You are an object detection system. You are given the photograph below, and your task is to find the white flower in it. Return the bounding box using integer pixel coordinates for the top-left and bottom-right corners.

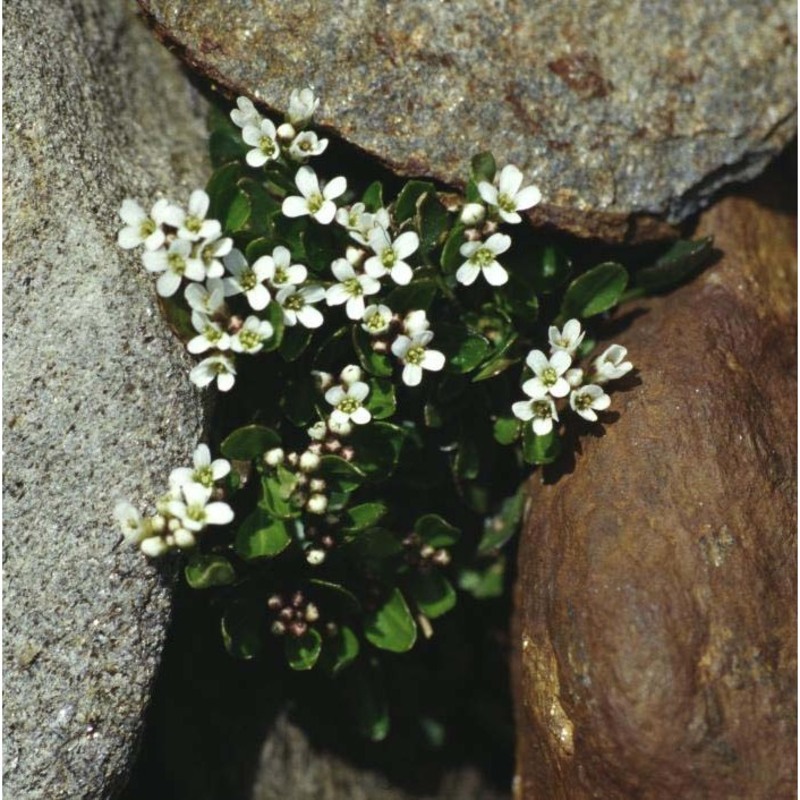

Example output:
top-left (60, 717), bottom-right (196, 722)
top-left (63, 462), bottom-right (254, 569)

top-left (168, 482), bottom-right (234, 532)
top-left (287, 87), bottom-right (319, 128)
top-left (364, 228), bottom-right (419, 285)
top-left (548, 319), bottom-right (585, 355)
top-left (252, 246), bottom-right (307, 290)
top-left (222, 249), bottom-right (271, 311)
top-left (326, 258), bottom-right (380, 320)
top-left (170, 444), bottom-right (231, 491)
top-left (187, 311), bottom-right (231, 354)
top-left (114, 501), bottom-right (148, 544)
top-left (391, 331), bottom-right (445, 386)
top-left (230, 315), bottom-right (274, 354)
top-left (143, 238), bottom-right (205, 298)
top-left (189, 235), bottom-right (233, 280)
top-left (288, 131), bottom-right (328, 161)
top-left (307, 496), bottom-right (328, 516)
top-left (570, 384), bottom-right (611, 422)
top-left (184, 278), bottom-right (226, 316)
top-left (478, 164), bottom-right (542, 224)
top-left (308, 421), bottom-right (327, 441)
top-left (190, 354), bottom-right (237, 392)
top-left (459, 202), bottom-right (485, 226)
top-left (523, 349), bottom-right (572, 399)
top-left (402, 309), bottom-right (430, 336)
top-left (242, 118), bottom-right (280, 168)
top-left (456, 233), bottom-right (512, 286)
top-left (117, 198), bottom-right (180, 251)
top-left (593, 344), bottom-right (633, 383)
top-left (230, 96), bottom-right (262, 129)
top-left (336, 202), bottom-right (367, 232)
top-left (282, 166), bottom-right (346, 225)
top-left (276, 284), bottom-right (326, 328)
top-left (174, 190), bottom-right (222, 242)
top-left (361, 304), bottom-right (393, 335)
top-left (512, 395), bottom-right (559, 436)
top-left (325, 381), bottom-right (372, 426)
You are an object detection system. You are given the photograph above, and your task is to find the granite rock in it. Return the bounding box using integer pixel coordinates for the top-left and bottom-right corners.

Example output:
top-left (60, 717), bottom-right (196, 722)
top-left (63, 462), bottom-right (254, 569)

top-left (138, 0), bottom-right (796, 241)
top-left (511, 168), bottom-right (796, 797)
top-left (3, 1), bottom-right (209, 797)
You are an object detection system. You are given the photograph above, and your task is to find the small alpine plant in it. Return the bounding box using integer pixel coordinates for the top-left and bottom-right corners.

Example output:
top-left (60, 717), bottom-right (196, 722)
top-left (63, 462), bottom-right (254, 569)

top-left (114, 87), bottom-right (711, 740)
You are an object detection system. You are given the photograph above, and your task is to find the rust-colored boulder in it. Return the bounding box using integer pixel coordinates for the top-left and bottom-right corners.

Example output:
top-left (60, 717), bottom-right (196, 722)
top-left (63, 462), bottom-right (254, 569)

top-left (512, 175), bottom-right (796, 798)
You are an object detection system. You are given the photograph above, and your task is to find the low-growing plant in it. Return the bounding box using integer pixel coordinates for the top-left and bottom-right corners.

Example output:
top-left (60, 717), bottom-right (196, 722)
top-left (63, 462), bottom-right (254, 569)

top-left (114, 88), bottom-right (712, 739)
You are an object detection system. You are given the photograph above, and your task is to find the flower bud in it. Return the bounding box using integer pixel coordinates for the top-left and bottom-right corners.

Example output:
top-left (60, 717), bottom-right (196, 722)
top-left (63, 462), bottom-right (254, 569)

top-left (140, 537), bottom-right (169, 558)
top-left (306, 548), bottom-right (327, 565)
top-left (270, 620), bottom-right (286, 636)
top-left (277, 122), bottom-right (296, 141)
top-left (328, 418), bottom-right (352, 437)
top-left (288, 620), bottom-right (308, 637)
top-left (460, 202), bottom-right (485, 226)
top-left (299, 450), bottom-right (321, 473)
top-left (307, 421), bottom-right (327, 441)
top-left (311, 370), bottom-right (334, 391)
top-left (267, 594), bottom-right (283, 610)
top-left (309, 478), bottom-right (326, 493)
top-left (173, 528), bottom-right (196, 549)
top-left (286, 452), bottom-right (299, 467)
top-left (167, 517), bottom-right (180, 532)
top-left (420, 544), bottom-right (435, 559)
top-left (566, 368), bottom-right (584, 388)
top-left (340, 364), bottom-right (362, 385)
top-left (305, 603), bottom-right (320, 623)
top-left (264, 447), bottom-right (285, 467)
top-left (307, 494), bottom-right (328, 515)
top-left (345, 246), bottom-right (365, 266)
top-left (150, 514), bottom-right (166, 534)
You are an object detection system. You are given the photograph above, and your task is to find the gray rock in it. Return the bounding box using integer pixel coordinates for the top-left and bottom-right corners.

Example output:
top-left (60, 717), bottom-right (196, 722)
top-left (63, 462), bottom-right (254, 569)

top-left (137, 0), bottom-right (796, 241)
top-left (3, 1), bottom-right (209, 797)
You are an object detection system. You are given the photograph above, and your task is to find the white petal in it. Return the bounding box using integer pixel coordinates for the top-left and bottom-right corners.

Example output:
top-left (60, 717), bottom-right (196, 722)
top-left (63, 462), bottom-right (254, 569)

top-left (349, 381), bottom-right (370, 402)
top-left (345, 295), bottom-right (366, 320)
top-left (393, 231), bottom-right (419, 260)
top-left (390, 261), bottom-right (414, 286)
top-left (211, 459), bottom-right (231, 480)
top-left (184, 260), bottom-right (206, 283)
top-left (330, 409), bottom-right (350, 427)
top-left (252, 256), bottom-right (275, 282)
top-left (117, 227), bottom-right (143, 249)
top-left (217, 372), bottom-right (236, 392)
top-left (326, 284), bottom-right (350, 306)
top-left (205, 502), bottom-right (235, 526)
top-left (301, 285), bottom-right (326, 304)
top-left (143, 228), bottom-right (166, 251)
top-left (142, 249), bottom-right (167, 273)
top-left (247, 283), bottom-right (271, 311)
top-left (297, 305), bottom-right (324, 329)
top-left (421, 349), bottom-right (445, 372)
top-left (156, 271), bottom-right (181, 297)
top-left (323, 176), bottom-right (347, 200)
top-left (223, 249), bottom-right (248, 276)
top-left (515, 185), bottom-right (542, 210)
top-left (189, 362), bottom-right (215, 388)
top-left (521, 377), bottom-right (548, 399)
top-left (482, 261), bottom-right (508, 286)
top-left (485, 232), bottom-right (512, 255)
top-left (512, 400), bottom-right (534, 421)
top-left (364, 256), bottom-right (387, 278)
top-left (246, 149), bottom-right (269, 168)
top-left (456, 262), bottom-right (480, 286)
top-left (331, 258), bottom-right (355, 282)
top-left (325, 385), bottom-right (347, 405)
top-left (526, 350), bottom-right (549, 375)
top-left (193, 444), bottom-right (211, 468)
top-left (477, 182), bottom-right (498, 206)
top-left (497, 208), bottom-right (522, 225)
top-left (551, 350), bottom-right (573, 375)
top-left (282, 196), bottom-right (310, 218)
top-left (187, 335), bottom-right (213, 354)
top-left (313, 200), bottom-right (337, 225)
top-left (549, 378), bottom-right (571, 398)
top-left (459, 240), bottom-right (481, 258)
top-left (169, 467), bottom-right (194, 488)
top-left (592, 394), bottom-right (611, 411)
top-left (295, 166), bottom-right (319, 198)
top-left (532, 417), bottom-right (554, 436)
top-left (160, 203), bottom-right (185, 228)
top-left (188, 190), bottom-right (210, 218)
top-left (391, 335), bottom-right (411, 358)
top-left (498, 164), bottom-right (523, 197)
top-left (286, 264), bottom-right (307, 284)
top-left (403, 363), bottom-right (423, 386)
top-left (350, 406), bottom-right (372, 425)
top-left (120, 199), bottom-right (147, 226)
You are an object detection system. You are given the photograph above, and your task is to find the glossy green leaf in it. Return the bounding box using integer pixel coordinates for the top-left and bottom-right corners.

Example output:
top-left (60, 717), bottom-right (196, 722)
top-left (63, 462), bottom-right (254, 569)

top-left (343, 502), bottom-right (388, 533)
top-left (364, 588), bottom-right (417, 652)
top-left (156, 295), bottom-right (194, 343)
top-left (260, 300), bottom-right (286, 353)
top-left (239, 178), bottom-right (281, 234)
top-left (636, 236), bottom-right (713, 293)
top-left (221, 600), bottom-right (264, 660)
top-left (560, 262), bottom-right (628, 319)
top-left (493, 415), bottom-right (521, 445)
top-left (206, 162), bottom-right (242, 221)
top-left (221, 424), bottom-right (281, 460)
top-left (471, 151), bottom-right (497, 183)
top-left (394, 180), bottom-right (435, 223)
top-left (349, 422), bottom-right (407, 481)
top-left (385, 278), bottom-right (438, 313)
top-left (349, 527), bottom-right (404, 567)
top-left (279, 325), bottom-right (312, 362)
top-left (415, 514), bottom-right (460, 547)
top-left (438, 323), bottom-right (491, 373)
top-left (458, 557), bottom-right (505, 599)
top-left (352, 326), bottom-right (393, 377)
top-left (478, 489), bottom-right (525, 554)
top-left (346, 660), bottom-right (389, 741)
top-left (185, 554), bottom-right (236, 589)
top-left (318, 456), bottom-right (364, 511)
top-left (366, 377), bottom-right (396, 420)
top-left (405, 571), bottom-right (456, 619)
top-left (471, 334), bottom-right (521, 382)
top-left (224, 189), bottom-right (251, 232)
top-left (309, 579), bottom-right (362, 613)
top-left (322, 625), bottom-right (360, 676)
top-left (440, 223), bottom-right (466, 274)
top-left (416, 192), bottom-right (450, 256)
top-left (234, 508), bottom-right (292, 559)
top-left (260, 475), bottom-right (300, 519)
top-left (208, 129), bottom-right (250, 168)
top-left (530, 244), bottom-right (572, 293)
top-left (285, 628), bottom-right (322, 671)
top-left (522, 425), bottom-right (562, 466)
top-left (361, 181), bottom-right (384, 212)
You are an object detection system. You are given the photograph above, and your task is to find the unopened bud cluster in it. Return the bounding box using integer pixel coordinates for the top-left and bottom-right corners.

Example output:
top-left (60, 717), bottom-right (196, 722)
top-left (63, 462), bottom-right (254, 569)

top-left (402, 532), bottom-right (452, 573)
top-left (263, 445), bottom-right (328, 517)
top-left (267, 590), bottom-right (320, 638)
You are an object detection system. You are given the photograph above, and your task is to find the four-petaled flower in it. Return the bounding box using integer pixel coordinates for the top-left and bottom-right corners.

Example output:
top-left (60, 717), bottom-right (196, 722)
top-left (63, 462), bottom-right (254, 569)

top-left (288, 131), bottom-right (328, 161)
top-left (143, 238), bottom-right (204, 298)
top-left (189, 354), bottom-right (237, 392)
top-left (570, 384), bottom-right (611, 422)
top-left (512, 395), bottom-right (559, 436)
top-left (168, 482), bottom-right (234, 532)
top-left (287, 87), bottom-right (319, 128)
top-left (243, 118), bottom-right (280, 168)
top-left (325, 380), bottom-right (372, 426)
top-left (593, 345), bottom-right (633, 383)
top-left (478, 164), bottom-right (541, 224)
top-left (523, 350), bottom-right (572, 399)
top-left (230, 316), bottom-right (274, 354)
top-left (117, 198), bottom-right (180, 251)
top-left (282, 166), bottom-right (346, 225)
top-left (548, 319), bottom-right (585, 355)
top-left (326, 258), bottom-right (380, 320)
top-left (113, 501), bottom-right (148, 544)
top-left (230, 96), bottom-right (262, 129)
top-left (184, 279), bottom-right (225, 316)
top-left (189, 235), bottom-right (233, 280)
top-left (222, 249), bottom-right (271, 310)
top-left (456, 233), bottom-right (512, 287)
top-left (361, 304), bottom-right (393, 335)
top-left (170, 444), bottom-right (231, 491)
top-left (187, 311), bottom-right (230, 354)
top-left (174, 190), bottom-right (221, 242)
top-left (253, 246), bottom-right (307, 290)
top-left (391, 331), bottom-right (445, 386)
top-left (364, 228), bottom-right (419, 286)
top-left (276, 284), bottom-right (326, 328)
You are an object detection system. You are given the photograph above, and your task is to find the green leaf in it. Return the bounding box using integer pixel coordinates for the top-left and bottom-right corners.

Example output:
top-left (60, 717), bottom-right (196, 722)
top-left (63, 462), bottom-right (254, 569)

top-left (394, 180), bottom-right (435, 223)
top-left (224, 188), bottom-right (251, 232)
top-left (530, 244), bottom-right (572, 293)
top-left (458, 557), bottom-right (506, 599)
top-left (636, 237), bottom-right (714, 293)
top-left (309, 579), bottom-right (362, 613)
top-left (385, 278), bottom-right (438, 314)
top-left (234, 509), bottom-right (292, 559)
top-left (471, 151), bottom-right (497, 183)
top-left (343, 503), bottom-right (388, 533)
top-left (349, 527), bottom-right (404, 567)
top-left (280, 373), bottom-right (318, 426)
top-left (206, 162), bottom-right (243, 222)
top-left (405, 571), bottom-right (456, 619)
top-left (349, 422), bottom-right (407, 481)
top-left (522, 426), bottom-right (562, 466)
top-left (366, 378), bottom-right (396, 420)
top-left (440, 224), bottom-right (466, 274)
top-left (279, 325), bottom-right (312, 362)
top-left (478, 489), bottom-right (525, 554)
top-left (156, 295), bottom-right (194, 343)
top-left (471, 334), bottom-right (522, 382)
top-left (493, 415), bottom-right (521, 445)
top-left (454, 434), bottom-right (480, 480)
top-left (346, 660), bottom-right (390, 741)
top-left (239, 178), bottom-right (281, 234)
top-left (416, 192), bottom-right (450, 257)
top-left (364, 588), bottom-right (417, 652)
top-left (319, 456), bottom-right (364, 509)
top-left (352, 326), bottom-right (393, 377)
top-left (438, 323), bottom-right (491, 373)
top-left (260, 475), bottom-right (301, 519)
top-left (560, 262), bottom-right (628, 319)
top-left (260, 300), bottom-right (286, 353)
top-left (221, 600), bottom-right (264, 660)
top-left (415, 514), bottom-right (460, 547)
top-left (361, 181), bottom-right (384, 212)
top-left (184, 554), bottom-right (236, 589)
top-left (285, 628), bottom-right (322, 670)
top-left (208, 129), bottom-right (250, 168)
top-left (321, 625), bottom-right (360, 676)
top-left (221, 425), bottom-right (281, 460)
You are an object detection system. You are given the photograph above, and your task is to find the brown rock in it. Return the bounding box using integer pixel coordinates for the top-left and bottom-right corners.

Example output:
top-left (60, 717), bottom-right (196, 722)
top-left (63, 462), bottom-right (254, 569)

top-left (512, 170), bottom-right (797, 798)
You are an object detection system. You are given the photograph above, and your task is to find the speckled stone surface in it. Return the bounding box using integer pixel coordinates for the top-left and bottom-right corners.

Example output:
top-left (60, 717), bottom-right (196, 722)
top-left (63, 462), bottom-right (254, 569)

top-left (137, 0), bottom-right (796, 241)
top-left (3, 1), bottom-right (209, 797)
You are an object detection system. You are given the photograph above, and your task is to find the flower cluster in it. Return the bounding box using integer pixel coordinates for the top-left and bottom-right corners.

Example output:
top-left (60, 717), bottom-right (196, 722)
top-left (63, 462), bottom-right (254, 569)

top-left (114, 444), bottom-right (233, 556)
top-left (512, 319), bottom-right (633, 436)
